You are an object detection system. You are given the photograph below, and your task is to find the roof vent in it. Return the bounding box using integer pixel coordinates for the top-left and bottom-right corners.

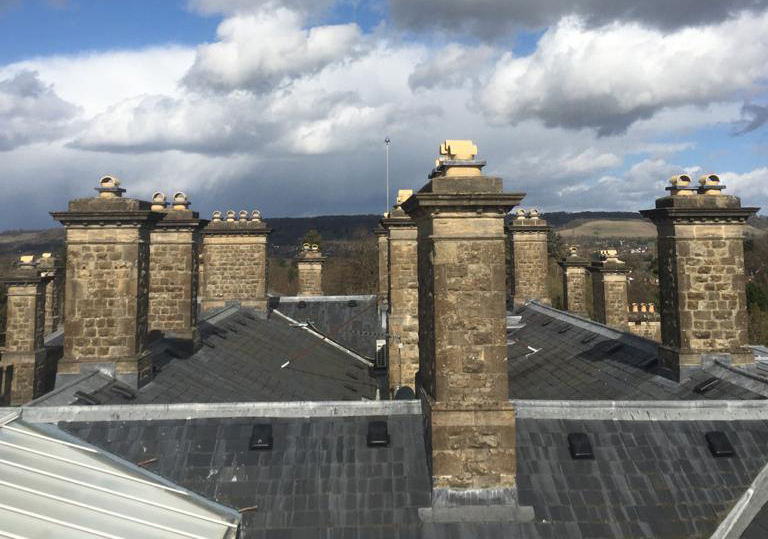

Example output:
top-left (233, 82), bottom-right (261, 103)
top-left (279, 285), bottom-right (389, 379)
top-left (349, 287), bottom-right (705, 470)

top-left (541, 319), bottom-right (552, 327)
top-left (345, 371), bottom-right (359, 380)
top-left (581, 334), bottom-right (597, 344)
top-left (395, 386), bottom-right (416, 400)
top-left (367, 421), bottom-right (390, 447)
top-left (694, 377), bottom-right (721, 394)
top-left (348, 300), bottom-right (358, 307)
top-left (109, 384), bottom-right (136, 400)
top-left (297, 301), bottom-right (307, 309)
top-left (343, 384), bottom-right (358, 393)
top-left (558, 324), bottom-right (571, 334)
top-left (603, 342), bottom-right (623, 355)
top-left (249, 424), bottom-right (273, 451)
top-left (705, 431), bottom-right (735, 458)
top-left (236, 318), bottom-right (248, 326)
top-left (74, 391), bottom-right (100, 406)
top-left (567, 432), bottom-right (594, 460)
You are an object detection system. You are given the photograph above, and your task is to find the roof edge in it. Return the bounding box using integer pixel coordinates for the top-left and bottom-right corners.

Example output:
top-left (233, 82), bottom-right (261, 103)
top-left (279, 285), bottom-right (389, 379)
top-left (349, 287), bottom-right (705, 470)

top-left (18, 400), bottom-right (421, 423)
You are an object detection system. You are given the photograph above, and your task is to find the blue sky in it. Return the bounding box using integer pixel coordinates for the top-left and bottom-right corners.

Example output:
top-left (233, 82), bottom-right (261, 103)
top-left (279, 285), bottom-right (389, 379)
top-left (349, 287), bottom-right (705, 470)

top-left (0, 0), bottom-right (766, 230)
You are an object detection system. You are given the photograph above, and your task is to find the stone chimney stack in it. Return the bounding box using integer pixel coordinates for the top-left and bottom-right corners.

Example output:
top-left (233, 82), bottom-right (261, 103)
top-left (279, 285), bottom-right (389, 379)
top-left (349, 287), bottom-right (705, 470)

top-left (641, 174), bottom-right (759, 379)
top-left (507, 208), bottom-right (551, 306)
top-left (559, 246), bottom-right (589, 317)
top-left (200, 209), bottom-right (270, 313)
top-left (148, 192), bottom-right (207, 352)
top-left (589, 249), bottom-right (630, 331)
top-left (51, 177), bottom-right (163, 388)
top-left (296, 242), bottom-right (326, 296)
top-left (402, 140), bottom-right (530, 516)
top-left (1, 256), bottom-right (52, 404)
top-left (36, 252), bottom-right (64, 335)
top-left (381, 189), bottom-right (419, 395)
top-left (374, 224), bottom-right (389, 300)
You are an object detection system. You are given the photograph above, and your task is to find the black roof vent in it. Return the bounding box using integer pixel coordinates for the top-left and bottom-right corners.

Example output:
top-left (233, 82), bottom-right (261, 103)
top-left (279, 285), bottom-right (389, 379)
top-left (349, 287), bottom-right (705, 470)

top-left (694, 377), bottom-right (721, 394)
top-left (541, 319), bottom-right (552, 327)
top-left (394, 386), bottom-right (416, 400)
top-left (567, 432), bottom-right (594, 460)
top-left (581, 334), bottom-right (598, 344)
top-left (367, 421), bottom-right (390, 447)
top-left (74, 391), bottom-right (101, 406)
top-left (345, 371), bottom-right (359, 380)
top-left (249, 424), bottom-right (273, 451)
top-left (236, 318), bottom-right (248, 326)
top-left (347, 300), bottom-right (358, 307)
top-left (558, 324), bottom-right (571, 334)
top-left (706, 431), bottom-right (735, 458)
top-left (603, 342), bottom-right (623, 355)
top-left (202, 340), bottom-right (215, 349)
top-left (638, 356), bottom-right (658, 370)
top-left (297, 301), bottom-right (307, 309)
top-left (109, 384), bottom-right (137, 400)
top-left (343, 384), bottom-right (358, 393)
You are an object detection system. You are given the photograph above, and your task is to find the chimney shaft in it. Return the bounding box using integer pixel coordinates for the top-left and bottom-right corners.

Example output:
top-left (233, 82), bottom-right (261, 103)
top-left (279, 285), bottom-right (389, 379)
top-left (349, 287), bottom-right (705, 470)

top-left (51, 177), bottom-right (163, 388)
top-left (559, 247), bottom-right (589, 317)
top-left (36, 253), bottom-right (64, 335)
top-left (296, 243), bottom-right (325, 296)
top-left (381, 190), bottom-right (419, 396)
top-left (374, 224), bottom-right (389, 299)
top-left (507, 209), bottom-right (551, 306)
top-left (148, 192), bottom-right (207, 352)
top-left (588, 250), bottom-right (629, 331)
top-left (641, 174), bottom-right (759, 379)
top-left (1, 257), bottom-right (53, 404)
top-left (200, 210), bottom-right (271, 314)
top-left (402, 140), bottom-right (525, 495)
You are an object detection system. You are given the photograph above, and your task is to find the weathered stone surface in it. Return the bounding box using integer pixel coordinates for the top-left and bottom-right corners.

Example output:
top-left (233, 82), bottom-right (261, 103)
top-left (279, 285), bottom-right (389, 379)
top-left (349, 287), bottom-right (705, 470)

top-left (296, 244), bottom-right (325, 296)
top-left (563, 266), bottom-right (589, 317)
top-left (507, 214), bottom-right (550, 306)
top-left (403, 151), bottom-right (524, 491)
top-left (375, 225), bottom-right (389, 298)
top-left (1, 265), bottom-right (52, 404)
top-left (51, 184), bottom-right (163, 387)
top-left (589, 262), bottom-right (629, 331)
top-left (641, 188), bottom-right (759, 376)
top-left (148, 209), bottom-right (206, 348)
top-left (200, 217), bottom-right (270, 312)
top-left (37, 253), bottom-right (64, 335)
top-left (382, 209), bottom-right (419, 395)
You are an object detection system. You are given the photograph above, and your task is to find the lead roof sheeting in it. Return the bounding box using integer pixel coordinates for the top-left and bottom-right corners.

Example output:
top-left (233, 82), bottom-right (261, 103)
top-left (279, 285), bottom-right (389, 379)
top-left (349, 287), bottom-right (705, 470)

top-left (0, 418), bottom-right (240, 539)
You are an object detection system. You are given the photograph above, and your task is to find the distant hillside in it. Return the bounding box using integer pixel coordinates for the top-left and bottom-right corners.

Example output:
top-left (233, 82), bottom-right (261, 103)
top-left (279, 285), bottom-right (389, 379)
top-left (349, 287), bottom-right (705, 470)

top-left (267, 214), bottom-right (380, 245)
top-left (542, 211), bottom-right (642, 228)
top-left (558, 219), bottom-right (657, 239)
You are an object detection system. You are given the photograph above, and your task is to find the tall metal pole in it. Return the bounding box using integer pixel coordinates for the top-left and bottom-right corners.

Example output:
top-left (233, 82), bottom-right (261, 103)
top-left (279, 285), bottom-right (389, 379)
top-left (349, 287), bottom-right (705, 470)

top-left (385, 137), bottom-right (391, 212)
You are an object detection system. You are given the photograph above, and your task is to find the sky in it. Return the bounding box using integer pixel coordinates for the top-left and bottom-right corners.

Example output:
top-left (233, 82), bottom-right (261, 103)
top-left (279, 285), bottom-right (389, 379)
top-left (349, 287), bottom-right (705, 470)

top-left (0, 0), bottom-right (767, 230)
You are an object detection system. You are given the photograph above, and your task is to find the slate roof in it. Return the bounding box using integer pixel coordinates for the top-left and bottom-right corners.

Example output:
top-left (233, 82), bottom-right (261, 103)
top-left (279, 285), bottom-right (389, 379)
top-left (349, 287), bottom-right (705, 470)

top-left (47, 401), bottom-right (768, 539)
top-left (32, 306), bottom-right (380, 406)
top-left (508, 302), bottom-right (768, 401)
top-left (271, 295), bottom-right (383, 359)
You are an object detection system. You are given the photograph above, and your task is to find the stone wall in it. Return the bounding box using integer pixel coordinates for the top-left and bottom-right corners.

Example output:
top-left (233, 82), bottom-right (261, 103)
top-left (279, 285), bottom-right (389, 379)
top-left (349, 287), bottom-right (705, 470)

top-left (382, 211), bottom-right (419, 394)
top-left (508, 212), bottom-right (550, 306)
top-left (641, 176), bottom-right (758, 376)
top-left (201, 213), bottom-right (270, 312)
top-left (149, 226), bottom-right (201, 342)
top-left (591, 268), bottom-right (629, 331)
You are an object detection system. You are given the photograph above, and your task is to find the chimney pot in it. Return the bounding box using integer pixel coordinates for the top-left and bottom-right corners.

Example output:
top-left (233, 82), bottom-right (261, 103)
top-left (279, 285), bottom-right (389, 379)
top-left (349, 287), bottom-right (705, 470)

top-left (226, 210), bottom-right (236, 222)
top-left (212, 211), bottom-right (222, 222)
top-left (151, 192), bottom-right (167, 211)
top-left (95, 176), bottom-right (126, 198)
top-left (171, 192), bottom-right (191, 210)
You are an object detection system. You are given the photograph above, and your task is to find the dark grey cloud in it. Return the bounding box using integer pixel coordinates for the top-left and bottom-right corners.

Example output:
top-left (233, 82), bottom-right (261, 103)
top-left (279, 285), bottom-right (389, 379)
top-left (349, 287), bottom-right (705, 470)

top-left (734, 103), bottom-right (768, 135)
top-left (0, 70), bottom-right (80, 151)
top-left (390, 0), bottom-right (768, 36)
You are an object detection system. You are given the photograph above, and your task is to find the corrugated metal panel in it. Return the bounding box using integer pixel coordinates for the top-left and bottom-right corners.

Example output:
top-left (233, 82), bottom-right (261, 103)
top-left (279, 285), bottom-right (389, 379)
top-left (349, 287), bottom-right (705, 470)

top-left (0, 413), bottom-right (240, 539)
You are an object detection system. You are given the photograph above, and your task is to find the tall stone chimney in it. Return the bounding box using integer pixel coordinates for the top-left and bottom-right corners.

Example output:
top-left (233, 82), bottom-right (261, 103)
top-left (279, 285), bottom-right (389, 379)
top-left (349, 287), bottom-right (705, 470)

top-left (403, 140), bottom-right (530, 516)
top-left (148, 192), bottom-right (207, 352)
top-left (36, 252), bottom-right (64, 335)
top-left (507, 209), bottom-right (550, 306)
top-left (381, 189), bottom-right (419, 395)
top-left (589, 249), bottom-right (630, 331)
top-left (374, 224), bottom-right (389, 300)
top-left (559, 246), bottom-right (589, 317)
top-left (0, 256), bottom-right (52, 404)
top-left (51, 176), bottom-right (163, 388)
top-left (641, 174), bottom-right (759, 378)
top-left (200, 209), bottom-right (270, 313)
top-left (296, 243), bottom-right (326, 296)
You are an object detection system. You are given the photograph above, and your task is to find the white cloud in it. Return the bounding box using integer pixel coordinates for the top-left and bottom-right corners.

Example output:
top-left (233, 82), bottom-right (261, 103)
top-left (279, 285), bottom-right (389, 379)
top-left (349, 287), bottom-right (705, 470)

top-left (186, 0), bottom-right (332, 16)
top-left (408, 43), bottom-right (494, 91)
top-left (722, 167), bottom-right (768, 204)
top-left (183, 8), bottom-right (362, 93)
top-left (0, 70), bottom-right (80, 151)
top-left (479, 13), bottom-right (768, 135)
